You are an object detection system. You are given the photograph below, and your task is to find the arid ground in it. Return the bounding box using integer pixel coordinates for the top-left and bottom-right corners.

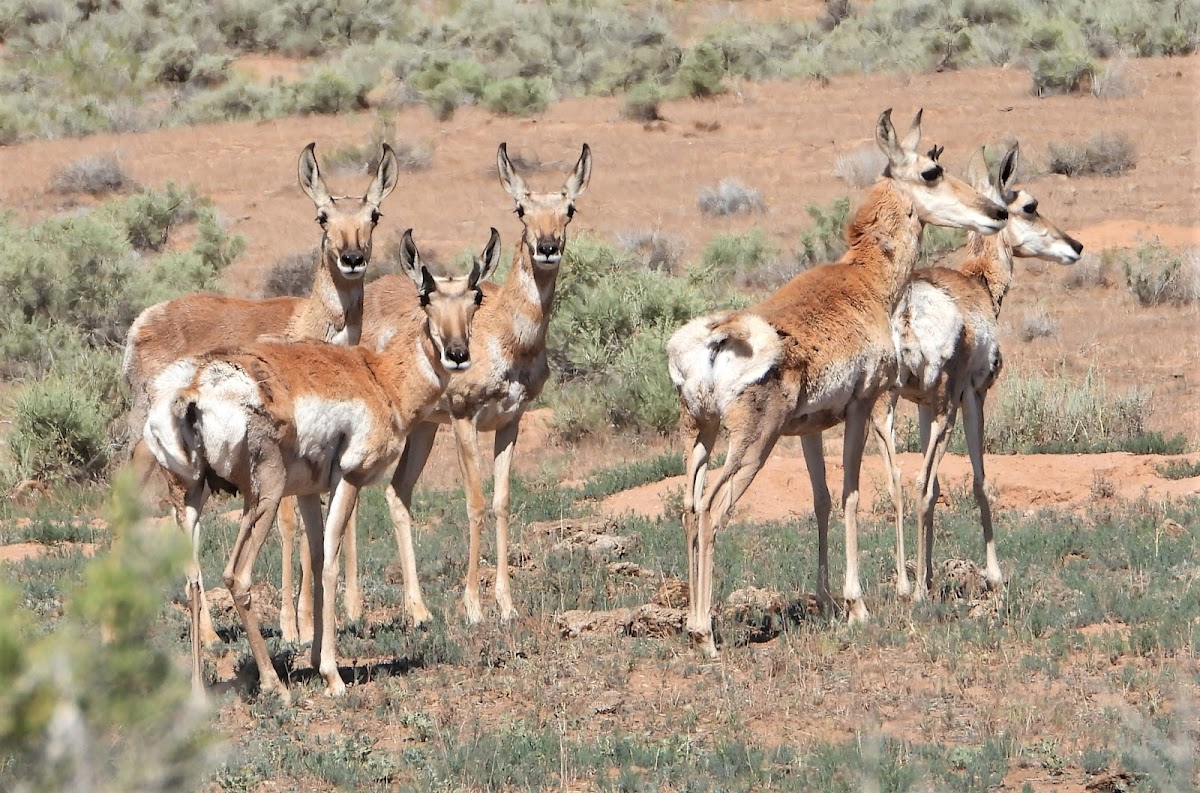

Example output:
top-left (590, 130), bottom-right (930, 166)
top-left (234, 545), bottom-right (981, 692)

top-left (1, 43), bottom-right (1198, 791)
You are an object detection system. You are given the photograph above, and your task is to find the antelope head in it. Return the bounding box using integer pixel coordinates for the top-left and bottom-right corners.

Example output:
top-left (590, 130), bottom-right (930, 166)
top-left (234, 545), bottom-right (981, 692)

top-left (497, 142), bottom-right (592, 270)
top-left (876, 109), bottom-right (1008, 235)
top-left (967, 143), bottom-right (1083, 265)
top-left (298, 141), bottom-right (400, 280)
top-left (398, 228), bottom-right (501, 371)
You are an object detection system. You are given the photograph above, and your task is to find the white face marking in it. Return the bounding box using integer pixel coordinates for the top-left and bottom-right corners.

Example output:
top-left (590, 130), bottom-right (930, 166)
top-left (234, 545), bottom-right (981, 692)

top-left (913, 183), bottom-right (1005, 235)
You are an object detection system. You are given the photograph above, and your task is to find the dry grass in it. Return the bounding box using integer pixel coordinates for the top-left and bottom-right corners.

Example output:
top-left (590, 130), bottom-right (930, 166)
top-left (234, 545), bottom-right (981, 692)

top-left (1018, 307), bottom-right (1059, 341)
top-left (1048, 132), bottom-right (1137, 177)
top-left (697, 178), bottom-right (766, 216)
top-left (832, 143), bottom-right (886, 189)
top-left (51, 152), bottom-right (133, 195)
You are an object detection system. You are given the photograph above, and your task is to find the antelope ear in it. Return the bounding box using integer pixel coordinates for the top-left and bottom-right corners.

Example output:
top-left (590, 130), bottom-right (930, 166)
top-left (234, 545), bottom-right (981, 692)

top-left (398, 229), bottom-right (428, 293)
top-left (298, 142), bottom-right (332, 208)
top-left (564, 143), bottom-right (592, 199)
top-left (470, 227), bottom-right (502, 289)
top-left (496, 142), bottom-right (527, 201)
top-left (966, 146), bottom-right (990, 191)
top-left (366, 143), bottom-right (399, 205)
top-left (900, 108), bottom-right (923, 153)
top-left (997, 142), bottom-right (1020, 192)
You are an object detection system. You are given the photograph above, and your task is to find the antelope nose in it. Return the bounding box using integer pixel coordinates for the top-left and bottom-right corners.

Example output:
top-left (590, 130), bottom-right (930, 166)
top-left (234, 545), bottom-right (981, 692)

top-left (341, 251), bottom-right (366, 268)
top-left (1069, 237), bottom-right (1084, 255)
top-left (447, 346), bottom-right (470, 365)
top-left (988, 204), bottom-right (1008, 222)
top-left (537, 241), bottom-right (560, 258)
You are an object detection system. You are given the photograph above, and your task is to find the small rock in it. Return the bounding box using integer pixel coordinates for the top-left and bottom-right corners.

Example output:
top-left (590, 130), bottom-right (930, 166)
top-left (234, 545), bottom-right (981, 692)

top-left (1159, 518), bottom-right (1186, 538)
top-left (589, 690), bottom-right (623, 715)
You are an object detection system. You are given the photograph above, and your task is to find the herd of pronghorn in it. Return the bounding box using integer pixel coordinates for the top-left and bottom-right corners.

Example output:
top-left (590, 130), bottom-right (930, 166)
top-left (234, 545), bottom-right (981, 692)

top-left (122, 108), bottom-right (1084, 701)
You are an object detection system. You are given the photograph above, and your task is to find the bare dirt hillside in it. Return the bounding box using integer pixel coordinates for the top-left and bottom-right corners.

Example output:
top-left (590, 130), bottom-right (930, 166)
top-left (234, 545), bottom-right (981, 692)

top-left (0, 55), bottom-right (1196, 456)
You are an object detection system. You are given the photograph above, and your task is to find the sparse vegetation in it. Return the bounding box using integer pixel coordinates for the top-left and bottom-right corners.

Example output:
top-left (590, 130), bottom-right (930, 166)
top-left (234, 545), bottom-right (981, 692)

top-left (697, 179), bottom-right (766, 216)
top-left (325, 115), bottom-right (433, 174)
top-left (616, 229), bottom-right (682, 272)
top-left (1155, 458), bottom-right (1200, 480)
top-left (1063, 254), bottom-right (1115, 289)
top-left (1018, 307), bottom-right (1059, 341)
top-left (1048, 132), bottom-right (1138, 177)
top-left (622, 81), bottom-right (664, 121)
top-left (52, 152), bottom-right (133, 195)
top-left (832, 143), bottom-right (887, 189)
top-left (1118, 240), bottom-right (1200, 306)
top-left (0, 0), bottom-right (1192, 138)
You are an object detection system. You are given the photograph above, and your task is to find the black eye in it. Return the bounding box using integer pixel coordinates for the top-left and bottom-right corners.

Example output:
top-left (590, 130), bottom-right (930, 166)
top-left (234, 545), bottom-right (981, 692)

top-left (316, 211), bottom-right (328, 225)
top-left (370, 209), bottom-right (381, 224)
top-left (566, 204), bottom-right (576, 220)
top-left (474, 290), bottom-right (484, 306)
top-left (921, 165), bottom-right (942, 183)
top-left (1023, 201), bottom-right (1037, 213)
top-left (515, 205), bottom-right (525, 218)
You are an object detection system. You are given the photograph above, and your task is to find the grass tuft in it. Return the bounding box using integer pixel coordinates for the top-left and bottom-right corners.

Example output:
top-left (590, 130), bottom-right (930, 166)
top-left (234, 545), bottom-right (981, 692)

top-left (697, 179), bottom-right (766, 216)
top-left (52, 153), bottom-right (133, 195)
top-left (1048, 132), bottom-right (1137, 177)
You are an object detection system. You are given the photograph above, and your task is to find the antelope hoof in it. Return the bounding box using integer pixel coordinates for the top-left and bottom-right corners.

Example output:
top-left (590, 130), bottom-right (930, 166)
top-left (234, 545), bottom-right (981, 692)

top-left (408, 601), bottom-right (433, 629)
top-left (688, 630), bottom-right (719, 659)
top-left (895, 579), bottom-right (914, 601)
top-left (846, 600), bottom-right (870, 626)
top-left (463, 595), bottom-right (484, 625)
top-left (199, 625), bottom-right (221, 648)
top-left (323, 672), bottom-right (347, 698)
top-left (259, 680), bottom-right (292, 706)
top-left (498, 603), bottom-right (519, 623)
top-left (344, 594), bottom-right (363, 624)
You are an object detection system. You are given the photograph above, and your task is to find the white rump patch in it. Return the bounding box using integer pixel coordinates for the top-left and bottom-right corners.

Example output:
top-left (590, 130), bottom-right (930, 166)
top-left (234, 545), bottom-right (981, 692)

top-left (294, 395), bottom-right (374, 478)
top-left (188, 361), bottom-right (260, 480)
top-left (667, 311), bottom-right (784, 417)
top-left (143, 359), bottom-right (200, 480)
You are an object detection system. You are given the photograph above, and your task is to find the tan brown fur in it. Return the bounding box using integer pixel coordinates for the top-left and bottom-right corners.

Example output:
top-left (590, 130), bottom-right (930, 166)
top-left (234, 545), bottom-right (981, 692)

top-left (122, 142), bottom-right (399, 645)
top-left (144, 229), bottom-right (498, 700)
top-left (873, 142), bottom-right (1082, 599)
top-left (668, 110), bottom-right (1009, 657)
top-left (300, 142), bottom-right (595, 628)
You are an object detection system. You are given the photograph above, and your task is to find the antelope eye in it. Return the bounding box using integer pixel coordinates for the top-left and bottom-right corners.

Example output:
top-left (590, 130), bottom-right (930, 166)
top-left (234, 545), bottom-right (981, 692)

top-left (316, 211), bottom-right (329, 225)
top-left (474, 290), bottom-right (484, 306)
top-left (370, 209), bottom-right (381, 224)
top-left (1023, 201), bottom-right (1038, 213)
top-left (515, 205), bottom-right (525, 218)
top-left (566, 204), bottom-right (576, 220)
top-left (921, 165), bottom-right (942, 183)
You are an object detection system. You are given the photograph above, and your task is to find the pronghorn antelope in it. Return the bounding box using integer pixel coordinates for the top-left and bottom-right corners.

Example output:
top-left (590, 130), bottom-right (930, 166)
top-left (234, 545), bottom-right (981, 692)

top-left (144, 229), bottom-right (500, 700)
top-left (319, 141), bottom-right (591, 627)
top-left (874, 141), bottom-right (1083, 599)
top-left (122, 142), bottom-right (399, 644)
top-left (667, 110), bottom-right (1009, 657)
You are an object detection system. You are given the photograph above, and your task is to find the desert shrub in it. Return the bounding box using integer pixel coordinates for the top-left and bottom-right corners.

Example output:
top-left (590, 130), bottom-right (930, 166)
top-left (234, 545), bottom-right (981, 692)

top-left (1119, 240), bottom-right (1200, 306)
top-left (546, 234), bottom-right (738, 438)
top-left (1048, 132), bottom-right (1137, 177)
top-left (139, 36), bottom-right (229, 86)
top-left (674, 41), bottom-right (726, 97)
top-left (0, 99), bottom-right (21, 144)
top-left (615, 229), bottom-right (682, 272)
top-left (324, 114), bottom-right (433, 174)
top-left (0, 478), bottom-right (216, 791)
top-left (832, 143), bottom-right (886, 189)
top-left (1030, 49), bottom-right (1095, 96)
top-left (7, 351), bottom-right (119, 483)
top-left (919, 226), bottom-right (966, 266)
top-left (1091, 56), bottom-right (1141, 99)
top-left (176, 76), bottom-right (276, 123)
top-left (692, 228), bottom-right (776, 287)
top-left (1062, 254), bottom-right (1114, 289)
top-left (1017, 307), bottom-right (1058, 341)
top-left (795, 196), bottom-right (850, 269)
top-left (482, 77), bottom-right (553, 116)
top-left (51, 152), bottom-right (133, 195)
top-left (262, 249), bottom-right (318, 298)
top-left (623, 81), bottom-right (663, 121)
top-left (410, 57), bottom-right (488, 121)
top-left (286, 67), bottom-right (366, 114)
top-left (697, 179), bottom-right (765, 216)
top-left (107, 181), bottom-right (200, 252)
top-left (986, 368), bottom-right (1171, 454)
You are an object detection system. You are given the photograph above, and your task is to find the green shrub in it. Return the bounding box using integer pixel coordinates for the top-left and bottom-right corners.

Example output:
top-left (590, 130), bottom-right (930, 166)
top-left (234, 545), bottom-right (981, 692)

top-left (1030, 49), bottom-right (1094, 96)
top-left (176, 76), bottom-right (276, 123)
top-left (674, 41), bottom-right (726, 97)
top-left (0, 100), bottom-right (21, 145)
top-left (697, 179), bottom-right (765, 217)
top-left (8, 349), bottom-right (120, 483)
top-left (0, 476), bottom-right (216, 791)
top-left (795, 196), bottom-right (851, 269)
top-left (139, 36), bottom-right (229, 86)
top-left (287, 67), bottom-right (365, 114)
top-left (482, 77), bottom-right (553, 116)
top-left (623, 81), bottom-right (663, 121)
top-left (986, 368), bottom-right (1164, 454)
top-left (919, 226), bottom-right (967, 266)
top-left (692, 228), bottom-right (776, 286)
top-left (1118, 240), bottom-right (1200, 306)
top-left (546, 234), bottom-right (736, 438)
